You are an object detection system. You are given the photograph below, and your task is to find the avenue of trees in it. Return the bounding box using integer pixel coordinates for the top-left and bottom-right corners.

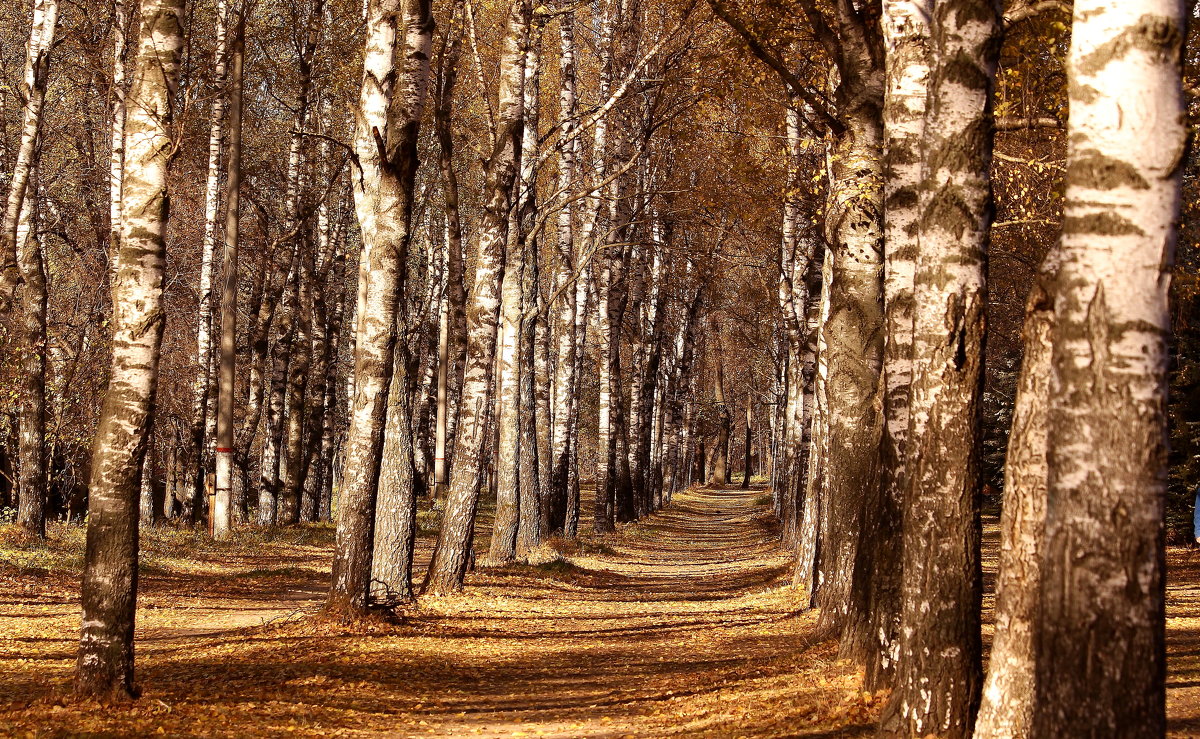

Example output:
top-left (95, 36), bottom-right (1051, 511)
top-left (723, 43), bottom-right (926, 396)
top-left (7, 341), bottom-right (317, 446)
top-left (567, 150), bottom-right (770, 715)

top-left (0, 0), bottom-right (1195, 735)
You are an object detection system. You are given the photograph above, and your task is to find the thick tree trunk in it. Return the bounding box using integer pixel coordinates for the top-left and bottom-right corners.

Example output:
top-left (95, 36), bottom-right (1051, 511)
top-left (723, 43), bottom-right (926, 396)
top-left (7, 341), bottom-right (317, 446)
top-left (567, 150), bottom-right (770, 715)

top-left (818, 100), bottom-right (885, 664)
top-left (1033, 2), bottom-right (1184, 734)
top-left (424, 0), bottom-right (532, 594)
top-left (75, 0), bottom-right (183, 698)
top-left (883, 2), bottom-right (998, 735)
top-left (327, 0), bottom-right (433, 617)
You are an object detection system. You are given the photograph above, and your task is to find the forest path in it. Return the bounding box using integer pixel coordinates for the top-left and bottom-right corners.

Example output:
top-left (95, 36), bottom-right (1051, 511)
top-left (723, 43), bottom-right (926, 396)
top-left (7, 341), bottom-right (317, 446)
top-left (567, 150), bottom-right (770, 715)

top-left (1, 484), bottom-right (881, 737)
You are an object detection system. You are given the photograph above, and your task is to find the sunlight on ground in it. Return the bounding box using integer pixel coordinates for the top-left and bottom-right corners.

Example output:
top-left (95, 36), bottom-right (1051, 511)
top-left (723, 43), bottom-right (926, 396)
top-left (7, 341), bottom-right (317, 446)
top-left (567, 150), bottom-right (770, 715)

top-left (1, 487), bottom-right (1198, 737)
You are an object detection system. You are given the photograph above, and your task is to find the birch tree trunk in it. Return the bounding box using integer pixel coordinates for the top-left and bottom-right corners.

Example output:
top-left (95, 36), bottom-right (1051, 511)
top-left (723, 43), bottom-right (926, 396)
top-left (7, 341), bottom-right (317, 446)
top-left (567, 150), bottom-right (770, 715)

top-left (817, 49), bottom-right (885, 662)
top-left (109, 0), bottom-right (128, 287)
top-left (328, 0), bottom-right (434, 617)
top-left (0, 0), bottom-right (58, 318)
top-left (489, 226), bottom-right (523, 563)
top-left (794, 248), bottom-right (830, 604)
top-left (516, 28), bottom-right (544, 559)
top-left (866, 0), bottom-right (930, 691)
top-left (710, 356), bottom-right (731, 486)
top-left (548, 11), bottom-right (578, 533)
top-left (883, 2), bottom-right (999, 735)
top-left (190, 0), bottom-right (228, 521)
top-left (433, 1), bottom-right (467, 504)
top-left (17, 186), bottom-right (47, 540)
top-left (1033, 1), bottom-right (1184, 734)
top-left (280, 243), bottom-right (314, 524)
top-left (973, 253), bottom-right (1057, 739)
top-left (563, 263), bottom-right (591, 537)
top-left (424, 0), bottom-right (532, 595)
top-left (76, 0), bottom-right (184, 697)
top-left (370, 335), bottom-right (418, 603)
top-left (213, 11), bottom-right (244, 540)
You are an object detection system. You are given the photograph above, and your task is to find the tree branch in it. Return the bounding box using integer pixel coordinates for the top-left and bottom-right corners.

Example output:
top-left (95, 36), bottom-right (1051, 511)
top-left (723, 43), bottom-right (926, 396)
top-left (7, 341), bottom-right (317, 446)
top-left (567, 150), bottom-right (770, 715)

top-left (706, 0), bottom-right (844, 135)
top-left (1003, 0), bottom-right (1070, 28)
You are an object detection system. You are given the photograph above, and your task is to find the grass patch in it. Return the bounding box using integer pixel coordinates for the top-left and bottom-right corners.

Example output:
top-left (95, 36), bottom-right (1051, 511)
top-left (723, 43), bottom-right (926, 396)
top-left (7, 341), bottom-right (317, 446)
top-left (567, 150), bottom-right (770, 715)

top-left (752, 494), bottom-right (774, 507)
top-left (550, 536), bottom-right (618, 557)
top-left (416, 508), bottom-right (442, 537)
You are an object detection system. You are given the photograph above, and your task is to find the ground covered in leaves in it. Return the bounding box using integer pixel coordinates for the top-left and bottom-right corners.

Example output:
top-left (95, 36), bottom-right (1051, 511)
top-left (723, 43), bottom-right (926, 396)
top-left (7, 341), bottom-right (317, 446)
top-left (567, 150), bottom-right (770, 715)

top-left (2, 486), bottom-right (1200, 737)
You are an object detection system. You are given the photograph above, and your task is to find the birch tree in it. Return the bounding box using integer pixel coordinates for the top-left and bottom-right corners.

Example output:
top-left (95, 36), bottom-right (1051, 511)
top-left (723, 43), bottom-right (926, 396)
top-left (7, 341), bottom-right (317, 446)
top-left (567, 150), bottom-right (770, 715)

top-left (425, 0), bottom-right (533, 594)
top-left (213, 8), bottom-right (245, 540)
top-left (0, 0), bottom-right (58, 319)
top-left (973, 252), bottom-right (1057, 739)
top-left (328, 0), bottom-right (434, 617)
top-left (76, 0), bottom-right (185, 697)
top-left (883, 1), bottom-right (999, 735)
top-left (3, 0), bottom-right (59, 540)
top-left (16, 182), bottom-right (47, 541)
top-left (1033, 1), bottom-right (1185, 734)
top-left (189, 0), bottom-right (229, 518)
top-left (865, 0), bottom-right (929, 690)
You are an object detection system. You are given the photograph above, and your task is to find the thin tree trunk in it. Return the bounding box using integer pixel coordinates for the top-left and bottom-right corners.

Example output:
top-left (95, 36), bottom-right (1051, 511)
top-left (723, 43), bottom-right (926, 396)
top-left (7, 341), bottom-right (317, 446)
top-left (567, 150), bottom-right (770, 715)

top-left (710, 356), bottom-right (730, 486)
top-left (190, 0), bottom-right (228, 525)
top-left (516, 28), bottom-right (544, 560)
top-left (794, 248), bottom-right (830, 604)
top-left (548, 10), bottom-right (578, 534)
top-left (432, 1), bottom-right (467, 505)
top-left (108, 0), bottom-right (127, 287)
top-left (280, 242), bottom-right (314, 524)
top-left (75, 0), bottom-right (184, 697)
top-left (489, 227), bottom-right (523, 564)
top-left (213, 10), bottom-right (244, 539)
top-left (17, 184), bottom-right (47, 540)
top-left (0, 0), bottom-right (58, 316)
top-left (563, 263), bottom-right (591, 538)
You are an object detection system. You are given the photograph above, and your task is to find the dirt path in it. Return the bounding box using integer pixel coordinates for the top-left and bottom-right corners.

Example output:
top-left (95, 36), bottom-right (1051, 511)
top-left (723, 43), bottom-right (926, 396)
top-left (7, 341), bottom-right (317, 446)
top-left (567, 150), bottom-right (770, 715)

top-left (6, 485), bottom-right (1199, 736)
top-left (2, 486), bottom-right (883, 737)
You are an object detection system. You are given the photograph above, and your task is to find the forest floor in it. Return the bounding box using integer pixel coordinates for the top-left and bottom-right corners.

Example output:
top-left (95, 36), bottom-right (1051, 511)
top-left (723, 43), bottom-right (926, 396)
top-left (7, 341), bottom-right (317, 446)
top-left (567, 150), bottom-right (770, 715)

top-left (0, 485), bottom-right (1199, 737)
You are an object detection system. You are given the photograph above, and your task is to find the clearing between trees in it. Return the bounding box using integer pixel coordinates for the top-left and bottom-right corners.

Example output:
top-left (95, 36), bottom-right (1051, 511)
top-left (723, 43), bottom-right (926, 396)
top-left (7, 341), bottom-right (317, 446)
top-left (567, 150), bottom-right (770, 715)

top-left (4, 485), bottom-right (1200, 737)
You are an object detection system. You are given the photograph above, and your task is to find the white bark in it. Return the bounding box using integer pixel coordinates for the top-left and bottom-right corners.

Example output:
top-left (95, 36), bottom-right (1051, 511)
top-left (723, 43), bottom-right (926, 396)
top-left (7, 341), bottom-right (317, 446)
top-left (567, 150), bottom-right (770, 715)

top-left (76, 0), bottom-right (184, 697)
top-left (1034, 2), bottom-right (1185, 735)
